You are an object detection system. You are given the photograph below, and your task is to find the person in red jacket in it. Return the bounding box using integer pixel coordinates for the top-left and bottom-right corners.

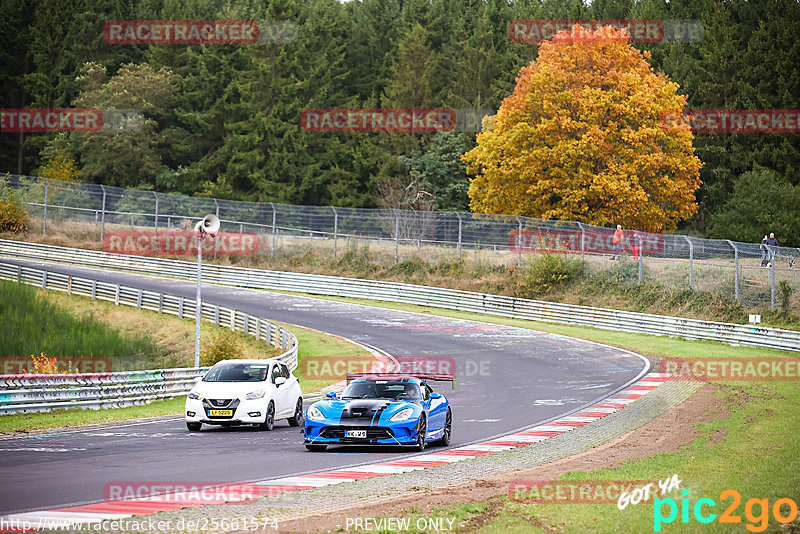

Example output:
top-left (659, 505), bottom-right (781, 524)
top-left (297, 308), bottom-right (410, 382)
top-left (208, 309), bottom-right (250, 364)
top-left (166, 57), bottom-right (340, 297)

top-left (611, 224), bottom-right (623, 260)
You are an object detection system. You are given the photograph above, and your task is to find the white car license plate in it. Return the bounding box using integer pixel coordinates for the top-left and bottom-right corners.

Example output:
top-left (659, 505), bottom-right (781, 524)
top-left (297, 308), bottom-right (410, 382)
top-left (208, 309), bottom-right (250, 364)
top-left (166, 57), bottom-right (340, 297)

top-left (346, 430), bottom-right (367, 438)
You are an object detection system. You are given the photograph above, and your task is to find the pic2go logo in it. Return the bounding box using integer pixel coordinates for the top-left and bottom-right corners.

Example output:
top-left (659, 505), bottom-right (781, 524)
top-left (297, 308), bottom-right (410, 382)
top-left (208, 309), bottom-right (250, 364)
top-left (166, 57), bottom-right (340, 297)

top-left (654, 490), bottom-right (799, 532)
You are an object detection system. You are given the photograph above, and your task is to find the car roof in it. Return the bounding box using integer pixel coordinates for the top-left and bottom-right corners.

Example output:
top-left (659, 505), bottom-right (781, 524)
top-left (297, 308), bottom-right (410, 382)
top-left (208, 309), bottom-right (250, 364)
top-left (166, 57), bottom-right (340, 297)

top-left (212, 359), bottom-right (283, 365)
top-left (351, 376), bottom-right (423, 385)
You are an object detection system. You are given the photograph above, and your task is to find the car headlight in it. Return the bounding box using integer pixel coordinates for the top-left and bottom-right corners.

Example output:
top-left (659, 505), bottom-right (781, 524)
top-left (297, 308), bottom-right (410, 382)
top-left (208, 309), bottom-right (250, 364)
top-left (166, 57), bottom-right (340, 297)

top-left (390, 408), bottom-right (414, 421)
top-left (188, 392), bottom-right (201, 400)
top-left (307, 406), bottom-right (324, 420)
top-left (245, 390), bottom-right (266, 400)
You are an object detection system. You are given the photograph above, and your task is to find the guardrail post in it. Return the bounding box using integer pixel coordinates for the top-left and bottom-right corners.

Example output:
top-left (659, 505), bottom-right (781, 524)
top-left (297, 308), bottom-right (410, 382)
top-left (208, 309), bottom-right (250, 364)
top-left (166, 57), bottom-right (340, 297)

top-left (230, 309), bottom-right (236, 330)
top-left (771, 259), bottom-right (776, 311)
top-left (214, 305), bottom-right (219, 325)
top-left (91, 280), bottom-right (97, 300)
top-left (41, 271), bottom-right (47, 289)
top-left (456, 212), bottom-right (463, 263)
top-left (727, 240), bottom-right (739, 301)
top-left (152, 192), bottom-right (159, 237)
top-left (100, 185), bottom-right (107, 241)
top-left (269, 202), bottom-right (276, 258)
top-left (178, 296), bottom-right (184, 318)
top-left (136, 289), bottom-right (142, 309)
top-left (683, 235), bottom-right (694, 290)
top-left (244, 313), bottom-right (249, 335)
top-left (393, 209), bottom-right (400, 264)
top-left (115, 284), bottom-right (120, 305)
top-left (158, 293), bottom-right (163, 313)
top-left (332, 206), bottom-right (338, 258)
top-left (42, 178), bottom-right (48, 235)
top-left (67, 275), bottom-right (72, 295)
top-left (17, 265), bottom-right (21, 283)
top-left (515, 216), bottom-right (522, 268)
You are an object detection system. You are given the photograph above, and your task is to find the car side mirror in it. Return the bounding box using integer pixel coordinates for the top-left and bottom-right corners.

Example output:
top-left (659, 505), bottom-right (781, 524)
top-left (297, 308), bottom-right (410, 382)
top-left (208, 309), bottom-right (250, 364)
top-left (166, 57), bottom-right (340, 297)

top-left (429, 392), bottom-right (442, 399)
top-left (326, 391), bottom-right (336, 399)
top-left (275, 376), bottom-right (287, 386)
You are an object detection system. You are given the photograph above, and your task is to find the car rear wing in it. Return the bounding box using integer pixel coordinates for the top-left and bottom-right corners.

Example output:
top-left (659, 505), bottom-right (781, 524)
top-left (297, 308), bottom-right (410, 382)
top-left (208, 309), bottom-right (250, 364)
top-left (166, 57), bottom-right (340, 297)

top-left (346, 373), bottom-right (456, 389)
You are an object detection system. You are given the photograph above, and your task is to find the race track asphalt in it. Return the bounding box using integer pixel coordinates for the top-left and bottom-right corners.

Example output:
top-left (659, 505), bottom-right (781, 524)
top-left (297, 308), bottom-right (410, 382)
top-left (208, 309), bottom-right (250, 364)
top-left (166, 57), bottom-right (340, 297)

top-left (0, 258), bottom-right (649, 514)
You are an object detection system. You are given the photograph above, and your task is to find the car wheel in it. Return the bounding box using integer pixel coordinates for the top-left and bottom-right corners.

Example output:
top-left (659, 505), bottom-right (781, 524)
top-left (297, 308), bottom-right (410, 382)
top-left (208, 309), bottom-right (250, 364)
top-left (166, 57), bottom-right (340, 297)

top-left (288, 398), bottom-right (303, 427)
top-left (305, 444), bottom-right (327, 452)
top-left (414, 415), bottom-right (426, 451)
top-left (435, 408), bottom-right (451, 446)
top-left (258, 401), bottom-right (275, 431)
top-left (186, 422), bottom-right (202, 432)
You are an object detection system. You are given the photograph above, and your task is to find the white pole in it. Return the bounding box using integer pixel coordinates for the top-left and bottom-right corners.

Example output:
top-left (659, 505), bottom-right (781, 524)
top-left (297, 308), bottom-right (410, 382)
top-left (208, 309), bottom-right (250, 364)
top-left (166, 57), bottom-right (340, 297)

top-left (194, 234), bottom-right (203, 367)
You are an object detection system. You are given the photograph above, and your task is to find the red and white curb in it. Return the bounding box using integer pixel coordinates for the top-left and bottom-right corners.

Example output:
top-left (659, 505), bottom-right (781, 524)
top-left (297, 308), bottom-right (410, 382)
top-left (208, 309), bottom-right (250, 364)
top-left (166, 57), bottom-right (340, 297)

top-left (1, 372), bottom-right (674, 529)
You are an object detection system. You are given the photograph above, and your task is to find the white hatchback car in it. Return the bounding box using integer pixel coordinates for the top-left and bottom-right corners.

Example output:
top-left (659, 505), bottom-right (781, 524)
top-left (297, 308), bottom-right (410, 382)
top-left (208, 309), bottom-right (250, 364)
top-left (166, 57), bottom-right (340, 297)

top-left (185, 359), bottom-right (303, 431)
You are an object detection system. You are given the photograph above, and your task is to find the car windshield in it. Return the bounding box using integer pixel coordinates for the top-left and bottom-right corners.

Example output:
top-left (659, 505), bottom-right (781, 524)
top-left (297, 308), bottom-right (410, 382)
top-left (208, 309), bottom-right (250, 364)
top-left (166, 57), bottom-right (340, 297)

top-left (203, 363), bottom-right (269, 382)
top-left (341, 380), bottom-right (422, 400)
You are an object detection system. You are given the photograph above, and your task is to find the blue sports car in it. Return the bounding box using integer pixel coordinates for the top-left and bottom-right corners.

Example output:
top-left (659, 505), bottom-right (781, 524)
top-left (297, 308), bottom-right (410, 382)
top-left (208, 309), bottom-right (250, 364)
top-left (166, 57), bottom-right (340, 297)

top-left (303, 373), bottom-right (453, 452)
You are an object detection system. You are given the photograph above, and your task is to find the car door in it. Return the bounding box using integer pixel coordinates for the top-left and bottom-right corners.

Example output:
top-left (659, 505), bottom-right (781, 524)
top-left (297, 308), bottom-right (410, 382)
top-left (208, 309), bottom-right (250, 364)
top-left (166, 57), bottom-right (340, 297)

top-left (270, 363), bottom-right (292, 417)
top-left (423, 382), bottom-right (446, 432)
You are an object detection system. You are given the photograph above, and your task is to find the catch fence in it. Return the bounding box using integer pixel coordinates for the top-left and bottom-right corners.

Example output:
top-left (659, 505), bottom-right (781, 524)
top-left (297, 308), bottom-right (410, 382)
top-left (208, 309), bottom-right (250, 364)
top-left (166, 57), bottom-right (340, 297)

top-left (3, 173), bottom-right (799, 311)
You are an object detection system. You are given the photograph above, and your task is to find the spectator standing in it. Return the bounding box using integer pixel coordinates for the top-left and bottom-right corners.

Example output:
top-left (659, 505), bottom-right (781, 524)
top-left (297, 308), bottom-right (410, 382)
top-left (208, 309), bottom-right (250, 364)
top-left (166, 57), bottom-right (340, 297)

top-left (767, 232), bottom-right (779, 266)
top-left (760, 235), bottom-right (769, 266)
top-left (611, 224), bottom-right (623, 260)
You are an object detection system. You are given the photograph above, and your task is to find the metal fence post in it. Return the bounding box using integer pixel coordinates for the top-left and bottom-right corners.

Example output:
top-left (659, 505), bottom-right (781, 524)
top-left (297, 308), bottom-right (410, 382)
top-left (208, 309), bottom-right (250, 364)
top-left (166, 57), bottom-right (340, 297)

top-left (577, 222), bottom-right (586, 270)
top-left (515, 216), bottom-right (522, 268)
top-left (683, 235), bottom-right (694, 290)
top-left (213, 198), bottom-right (220, 256)
top-left (638, 233), bottom-right (643, 284)
top-left (100, 185), bottom-right (107, 241)
top-left (152, 191), bottom-right (159, 237)
top-left (771, 259), bottom-right (776, 311)
top-left (727, 240), bottom-right (739, 301)
top-left (332, 206), bottom-right (338, 258)
top-left (456, 212), bottom-right (463, 263)
top-left (270, 202), bottom-right (276, 258)
top-left (394, 209), bottom-right (400, 264)
top-left (42, 178), bottom-right (48, 235)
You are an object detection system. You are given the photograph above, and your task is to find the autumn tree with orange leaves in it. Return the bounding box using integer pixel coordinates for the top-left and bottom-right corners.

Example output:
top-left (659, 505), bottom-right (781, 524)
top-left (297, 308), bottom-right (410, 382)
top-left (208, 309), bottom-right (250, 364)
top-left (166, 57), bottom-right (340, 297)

top-left (462, 25), bottom-right (702, 231)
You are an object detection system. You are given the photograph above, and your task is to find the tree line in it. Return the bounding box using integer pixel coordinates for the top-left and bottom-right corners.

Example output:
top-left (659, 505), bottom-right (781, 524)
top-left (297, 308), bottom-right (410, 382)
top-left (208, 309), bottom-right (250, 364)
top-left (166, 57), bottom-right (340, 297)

top-left (1, 0), bottom-right (799, 244)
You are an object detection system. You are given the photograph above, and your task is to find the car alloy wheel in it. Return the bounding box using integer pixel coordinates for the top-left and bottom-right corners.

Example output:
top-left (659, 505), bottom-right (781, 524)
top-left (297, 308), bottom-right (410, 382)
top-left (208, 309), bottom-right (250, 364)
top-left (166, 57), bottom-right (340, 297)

top-left (288, 398), bottom-right (303, 427)
top-left (259, 401), bottom-right (275, 431)
top-left (415, 415), bottom-right (426, 451)
top-left (436, 408), bottom-right (451, 446)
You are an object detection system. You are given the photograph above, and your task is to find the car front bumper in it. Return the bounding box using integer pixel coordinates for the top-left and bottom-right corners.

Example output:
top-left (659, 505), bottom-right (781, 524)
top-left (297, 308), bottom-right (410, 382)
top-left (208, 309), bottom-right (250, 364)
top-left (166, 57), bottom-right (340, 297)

top-left (304, 419), bottom-right (421, 446)
top-left (185, 397), bottom-right (268, 425)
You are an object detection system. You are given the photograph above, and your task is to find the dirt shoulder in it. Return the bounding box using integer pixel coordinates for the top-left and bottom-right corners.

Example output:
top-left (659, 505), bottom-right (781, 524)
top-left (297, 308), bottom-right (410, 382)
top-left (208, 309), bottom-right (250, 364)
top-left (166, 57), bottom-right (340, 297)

top-left (278, 384), bottom-right (724, 533)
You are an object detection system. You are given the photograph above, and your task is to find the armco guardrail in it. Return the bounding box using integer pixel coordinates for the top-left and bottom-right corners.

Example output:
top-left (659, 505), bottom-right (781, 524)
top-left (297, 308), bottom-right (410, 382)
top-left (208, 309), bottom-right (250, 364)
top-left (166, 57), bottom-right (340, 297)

top-left (0, 368), bottom-right (205, 415)
top-left (1, 239), bottom-right (798, 352)
top-left (0, 260), bottom-right (298, 414)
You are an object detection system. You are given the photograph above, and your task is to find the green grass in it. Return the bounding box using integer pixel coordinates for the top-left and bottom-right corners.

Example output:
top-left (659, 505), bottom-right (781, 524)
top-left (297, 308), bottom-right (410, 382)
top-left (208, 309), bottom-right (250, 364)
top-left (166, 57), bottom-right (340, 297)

top-left (0, 279), bottom-right (164, 366)
top-left (282, 295), bottom-right (798, 533)
top-left (0, 397), bottom-right (185, 433)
